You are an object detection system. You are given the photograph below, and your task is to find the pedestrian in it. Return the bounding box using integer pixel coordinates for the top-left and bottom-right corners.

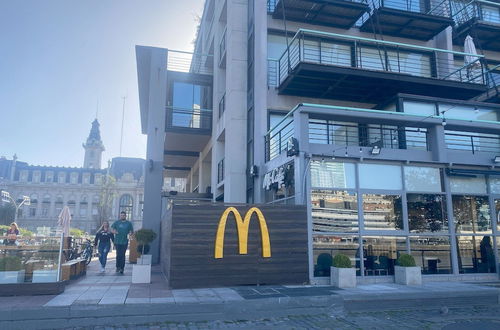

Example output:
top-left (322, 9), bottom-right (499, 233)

top-left (94, 221), bottom-right (114, 273)
top-left (4, 222), bottom-right (20, 246)
top-left (111, 211), bottom-right (134, 274)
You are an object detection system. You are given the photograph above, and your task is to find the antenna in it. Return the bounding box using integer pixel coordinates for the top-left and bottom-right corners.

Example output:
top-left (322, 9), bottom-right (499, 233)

top-left (95, 98), bottom-right (99, 119)
top-left (120, 95), bottom-right (127, 156)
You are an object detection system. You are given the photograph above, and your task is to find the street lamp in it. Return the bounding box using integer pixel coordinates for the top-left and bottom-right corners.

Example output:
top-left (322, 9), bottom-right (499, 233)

top-left (0, 191), bottom-right (31, 221)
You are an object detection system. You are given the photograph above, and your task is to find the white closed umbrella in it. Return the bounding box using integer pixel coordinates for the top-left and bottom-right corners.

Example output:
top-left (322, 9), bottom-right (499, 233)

top-left (58, 206), bottom-right (72, 237)
top-left (464, 35), bottom-right (479, 66)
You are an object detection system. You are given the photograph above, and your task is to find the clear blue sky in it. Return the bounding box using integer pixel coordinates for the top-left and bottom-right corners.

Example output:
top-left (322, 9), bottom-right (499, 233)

top-left (0, 0), bottom-right (204, 167)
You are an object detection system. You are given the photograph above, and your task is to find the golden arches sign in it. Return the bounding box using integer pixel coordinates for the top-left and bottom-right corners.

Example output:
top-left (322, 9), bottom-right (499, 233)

top-left (214, 207), bottom-right (271, 259)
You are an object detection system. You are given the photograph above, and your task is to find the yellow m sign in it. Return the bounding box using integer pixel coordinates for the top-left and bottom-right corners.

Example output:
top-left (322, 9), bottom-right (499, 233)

top-left (214, 207), bottom-right (271, 259)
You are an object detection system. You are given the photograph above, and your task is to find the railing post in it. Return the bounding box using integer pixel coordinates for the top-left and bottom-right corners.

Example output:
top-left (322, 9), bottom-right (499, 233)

top-left (470, 136), bottom-right (475, 154)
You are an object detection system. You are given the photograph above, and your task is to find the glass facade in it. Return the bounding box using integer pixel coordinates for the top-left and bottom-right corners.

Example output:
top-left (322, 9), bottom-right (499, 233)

top-left (310, 161), bottom-right (499, 277)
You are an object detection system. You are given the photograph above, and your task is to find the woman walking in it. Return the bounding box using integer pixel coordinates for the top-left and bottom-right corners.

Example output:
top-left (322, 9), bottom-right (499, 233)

top-left (94, 221), bottom-right (114, 273)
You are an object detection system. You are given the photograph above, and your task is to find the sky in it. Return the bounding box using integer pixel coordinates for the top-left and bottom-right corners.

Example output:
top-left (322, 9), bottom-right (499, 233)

top-left (0, 0), bottom-right (204, 167)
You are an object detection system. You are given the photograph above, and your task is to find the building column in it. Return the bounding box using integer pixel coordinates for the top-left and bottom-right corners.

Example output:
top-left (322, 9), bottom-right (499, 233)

top-left (140, 47), bottom-right (168, 264)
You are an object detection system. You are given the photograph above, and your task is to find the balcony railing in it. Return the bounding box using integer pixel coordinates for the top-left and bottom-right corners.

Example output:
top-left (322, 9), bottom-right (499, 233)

top-left (268, 59), bottom-right (278, 88)
top-left (219, 28), bottom-right (227, 68)
top-left (267, 0), bottom-right (368, 12)
top-left (166, 50), bottom-right (213, 75)
top-left (369, 0), bottom-right (451, 17)
top-left (445, 130), bottom-right (500, 153)
top-left (308, 120), bottom-right (429, 150)
top-left (165, 106), bottom-right (212, 130)
top-left (277, 29), bottom-right (486, 86)
top-left (451, 0), bottom-right (500, 25)
top-left (265, 116), bottom-right (294, 161)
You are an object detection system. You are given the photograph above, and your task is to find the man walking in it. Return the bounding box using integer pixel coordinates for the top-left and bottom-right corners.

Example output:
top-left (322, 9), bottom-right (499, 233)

top-left (111, 211), bottom-right (134, 274)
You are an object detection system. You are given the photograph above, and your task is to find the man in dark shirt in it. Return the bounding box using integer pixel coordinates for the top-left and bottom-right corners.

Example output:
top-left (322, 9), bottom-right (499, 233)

top-left (111, 211), bottom-right (134, 274)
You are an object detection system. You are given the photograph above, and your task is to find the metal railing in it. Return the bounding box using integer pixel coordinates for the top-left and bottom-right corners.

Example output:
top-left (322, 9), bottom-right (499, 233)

top-left (219, 28), bottom-right (227, 67)
top-left (451, 0), bottom-right (500, 25)
top-left (268, 59), bottom-right (278, 87)
top-left (166, 50), bottom-right (213, 75)
top-left (265, 118), bottom-right (294, 161)
top-left (165, 106), bottom-right (212, 130)
top-left (445, 130), bottom-right (500, 153)
top-left (218, 93), bottom-right (225, 118)
top-left (217, 159), bottom-right (225, 184)
top-left (277, 29), bottom-right (487, 86)
top-left (370, 0), bottom-right (452, 17)
top-left (267, 0), bottom-right (368, 13)
top-left (309, 120), bottom-right (429, 150)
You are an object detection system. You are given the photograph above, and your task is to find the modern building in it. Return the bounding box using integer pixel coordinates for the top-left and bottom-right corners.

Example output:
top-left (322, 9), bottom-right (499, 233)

top-left (137, 0), bottom-right (500, 282)
top-left (0, 120), bottom-right (145, 232)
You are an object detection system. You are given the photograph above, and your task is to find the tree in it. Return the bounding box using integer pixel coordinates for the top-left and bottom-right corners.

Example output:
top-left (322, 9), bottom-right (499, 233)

top-left (0, 204), bottom-right (15, 226)
top-left (97, 174), bottom-right (116, 227)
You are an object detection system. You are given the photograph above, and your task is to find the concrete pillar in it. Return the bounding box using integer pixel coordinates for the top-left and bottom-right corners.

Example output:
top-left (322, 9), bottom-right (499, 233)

top-left (140, 47), bottom-right (168, 264)
top-left (428, 124), bottom-right (447, 163)
top-left (223, 0), bottom-right (248, 203)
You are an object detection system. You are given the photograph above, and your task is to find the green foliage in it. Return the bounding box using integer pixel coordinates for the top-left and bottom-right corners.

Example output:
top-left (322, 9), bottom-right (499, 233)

top-left (0, 225), bottom-right (33, 237)
top-left (0, 204), bottom-right (15, 226)
top-left (135, 229), bottom-right (157, 255)
top-left (0, 256), bottom-right (23, 271)
top-left (333, 254), bottom-right (352, 268)
top-left (134, 229), bottom-right (157, 245)
top-left (70, 228), bottom-right (85, 238)
top-left (397, 253), bottom-right (416, 267)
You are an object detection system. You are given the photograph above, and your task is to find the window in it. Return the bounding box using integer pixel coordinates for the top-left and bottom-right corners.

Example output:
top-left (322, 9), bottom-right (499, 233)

top-left (58, 172), bottom-right (66, 183)
top-left (452, 195), bottom-right (491, 234)
top-left (82, 173), bottom-right (90, 184)
top-left (119, 194), bottom-right (133, 218)
top-left (29, 207), bottom-right (36, 217)
top-left (407, 194), bottom-right (448, 232)
top-left (171, 82), bottom-right (212, 128)
top-left (363, 194), bottom-right (403, 231)
top-left (450, 175), bottom-right (487, 194)
top-left (79, 207), bottom-right (87, 218)
top-left (311, 190), bottom-right (358, 233)
top-left (404, 167), bottom-right (442, 192)
top-left (70, 173), bottom-right (78, 184)
top-left (363, 236), bottom-right (407, 276)
top-left (403, 101), bottom-right (436, 116)
top-left (409, 236), bottom-right (452, 274)
top-left (456, 236), bottom-right (496, 273)
top-left (310, 161), bottom-right (356, 189)
top-left (359, 164), bottom-right (402, 190)
top-left (20, 171), bottom-right (28, 182)
top-left (313, 235), bottom-right (360, 277)
top-left (45, 171), bottom-right (54, 183)
top-left (33, 171), bottom-right (41, 183)
top-left (95, 174), bottom-right (102, 185)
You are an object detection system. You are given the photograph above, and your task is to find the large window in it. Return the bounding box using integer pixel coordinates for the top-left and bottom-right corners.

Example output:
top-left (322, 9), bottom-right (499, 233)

top-left (313, 235), bottom-right (360, 277)
top-left (359, 164), bottom-right (402, 190)
top-left (452, 195), bottom-right (491, 234)
top-left (363, 236), bottom-right (407, 276)
top-left (119, 194), bottom-right (133, 219)
top-left (404, 166), bottom-right (442, 192)
top-left (171, 82), bottom-right (211, 128)
top-left (407, 194), bottom-right (448, 233)
top-left (409, 236), bottom-right (452, 274)
top-left (310, 161), bottom-right (356, 189)
top-left (312, 190), bottom-right (358, 233)
top-left (457, 236), bottom-right (496, 273)
top-left (363, 194), bottom-right (403, 231)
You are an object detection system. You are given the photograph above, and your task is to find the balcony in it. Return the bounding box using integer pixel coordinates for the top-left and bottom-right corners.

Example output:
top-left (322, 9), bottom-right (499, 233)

top-left (276, 29), bottom-right (488, 103)
top-left (164, 50), bottom-right (213, 178)
top-left (360, 0), bottom-right (454, 40)
top-left (268, 0), bottom-right (370, 29)
top-left (265, 102), bottom-right (500, 164)
top-left (452, 0), bottom-right (500, 51)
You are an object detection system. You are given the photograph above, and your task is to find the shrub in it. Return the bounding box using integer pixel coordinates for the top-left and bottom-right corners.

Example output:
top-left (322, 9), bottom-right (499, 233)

top-left (397, 253), bottom-right (416, 267)
top-left (70, 228), bottom-right (85, 238)
top-left (332, 254), bottom-right (352, 268)
top-left (0, 256), bottom-right (23, 271)
top-left (135, 229), bottom-right (157, 255)
top-left (0, 225), bottom-right (34, 237)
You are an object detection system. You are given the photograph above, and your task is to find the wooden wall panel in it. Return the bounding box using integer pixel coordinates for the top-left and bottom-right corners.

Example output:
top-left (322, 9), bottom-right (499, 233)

top-left (161, 203), bottom-right (308, 289)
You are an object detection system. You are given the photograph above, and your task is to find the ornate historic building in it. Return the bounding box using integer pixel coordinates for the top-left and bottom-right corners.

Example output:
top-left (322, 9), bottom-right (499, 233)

top-left (0, 120), bottom-right (145, 233)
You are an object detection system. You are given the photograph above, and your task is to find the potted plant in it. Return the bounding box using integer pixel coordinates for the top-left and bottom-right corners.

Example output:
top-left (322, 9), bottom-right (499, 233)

top-left (330, 254), bottom-right (356, 288)
top-left (394, 253), bottom-right (422, 285)
top-left (0, 256), bottom-right (25, 284)
top-left (132, 229), bottom-right (157, 284)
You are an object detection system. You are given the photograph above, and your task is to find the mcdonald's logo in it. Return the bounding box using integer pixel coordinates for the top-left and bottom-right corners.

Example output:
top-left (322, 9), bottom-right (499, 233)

top-left (215, 207), bottom-right (271, 259)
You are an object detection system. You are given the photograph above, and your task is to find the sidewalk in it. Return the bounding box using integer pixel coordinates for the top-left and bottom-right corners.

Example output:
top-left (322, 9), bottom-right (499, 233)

top-left (0, 254), bottom-right (499, 329)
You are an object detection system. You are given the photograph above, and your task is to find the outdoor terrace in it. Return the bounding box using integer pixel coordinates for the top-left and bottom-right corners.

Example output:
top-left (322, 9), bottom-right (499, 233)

top-left (452, 0), bottom-right (500, 51)
top-left (268, 0), bottom-right (370, 29)
top-left (275, 29), bottom-right (488, 103)
top-left (359, 0), bottom-right (454, 40)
